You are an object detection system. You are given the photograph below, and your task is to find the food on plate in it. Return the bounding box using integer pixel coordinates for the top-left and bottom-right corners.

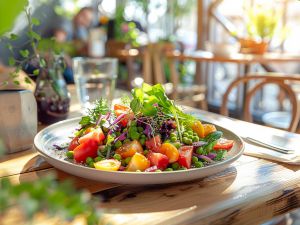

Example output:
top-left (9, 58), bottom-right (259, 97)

top-left (62, 83), bottom-right (234, 172)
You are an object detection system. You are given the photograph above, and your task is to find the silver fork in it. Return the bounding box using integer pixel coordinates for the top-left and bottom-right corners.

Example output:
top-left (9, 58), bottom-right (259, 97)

top-left (243, 137), bottom-right (295, 154)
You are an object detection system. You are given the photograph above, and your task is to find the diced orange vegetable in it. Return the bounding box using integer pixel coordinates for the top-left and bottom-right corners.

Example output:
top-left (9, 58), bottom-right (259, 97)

top-left (126, 153), bottom-right (150, 172)
top-left (191, 121), bottom-right (205, 138)
top-left (203, 124), bottom-right (217, 137)
top-left (94, 159), bottom-right (121, 171)
top-left (115, 140), bottom-right (143, 159)
top-left (160, 143), bottom-right (179, 163)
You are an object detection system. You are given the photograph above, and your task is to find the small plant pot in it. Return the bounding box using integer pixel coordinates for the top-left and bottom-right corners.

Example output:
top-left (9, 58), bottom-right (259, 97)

top-left (239, 38), bottom-right (268, 55)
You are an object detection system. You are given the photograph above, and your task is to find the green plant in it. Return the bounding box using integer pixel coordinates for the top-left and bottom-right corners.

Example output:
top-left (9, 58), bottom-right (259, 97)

top-left (0, 174), bottom-right (102, 224)
top-left (246, 5), bottom-right (280, 41)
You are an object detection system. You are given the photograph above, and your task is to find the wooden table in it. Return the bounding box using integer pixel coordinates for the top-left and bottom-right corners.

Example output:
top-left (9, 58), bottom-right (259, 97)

top-left (2, 98), bottom-right (300, 225)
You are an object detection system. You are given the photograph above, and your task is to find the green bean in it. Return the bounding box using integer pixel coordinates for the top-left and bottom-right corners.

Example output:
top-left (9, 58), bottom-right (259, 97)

top-left (192, 156), bottom-right (199, 163)
top-left (115, 140), bottom-right (122, 148)
top-left (86, 157), bottom-right (93, 164)
top-left (194, 161), bottom-right (204, 168)
top-left (113, 154), bottom-right (122, 161)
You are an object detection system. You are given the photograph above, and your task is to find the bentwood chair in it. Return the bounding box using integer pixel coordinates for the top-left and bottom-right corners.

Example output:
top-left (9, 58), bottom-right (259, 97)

top-left (220, 73), bottom-right (300, 133)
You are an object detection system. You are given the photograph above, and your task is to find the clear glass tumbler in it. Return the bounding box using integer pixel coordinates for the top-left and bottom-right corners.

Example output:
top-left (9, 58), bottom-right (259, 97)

top-left (73, 57), bottom-right (118, 111)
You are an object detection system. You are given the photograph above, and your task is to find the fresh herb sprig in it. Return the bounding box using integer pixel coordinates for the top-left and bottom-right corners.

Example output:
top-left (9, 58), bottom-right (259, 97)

top-left (79, 98), bottom-right (109, 127)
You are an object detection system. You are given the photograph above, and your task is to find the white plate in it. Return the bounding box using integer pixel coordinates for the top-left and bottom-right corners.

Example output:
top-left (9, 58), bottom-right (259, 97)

top-left (34, 117), bottom-right (244, 184)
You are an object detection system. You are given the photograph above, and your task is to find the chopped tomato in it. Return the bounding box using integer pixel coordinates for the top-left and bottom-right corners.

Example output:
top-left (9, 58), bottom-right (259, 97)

top-left (147, 152), bottom-right (169, 170)
top-left (78, 127), bottom-right (105, 145)
top-left (68, 137), bottom-right (79, 151)
top-left (160, 143), bottom-right (179, 163)
top-left (126, 153), bottom-right (150, 172)
top-left (114, 104), bottom-right (133, 127)
top-left (94, 159), bottom-right (121, 171)
top-left (213, 138), bottom-right (234, 150)
top-left (145, 135), bottom-right (162, 153)
top-left (178, 146), bottom-right (193, 169)
top-left (115, 140), bottom-right (143, 159)
top-left (73, 139), bottom-right (98, 163)
top-left (203, 124), bottom-right (217, 137)
top-left (191, 121), bottom-right (205, 138)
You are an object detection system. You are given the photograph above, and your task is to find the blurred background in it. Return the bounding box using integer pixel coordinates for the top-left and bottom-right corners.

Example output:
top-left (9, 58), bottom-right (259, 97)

top-left (1, 0), bottom-right (300, 131)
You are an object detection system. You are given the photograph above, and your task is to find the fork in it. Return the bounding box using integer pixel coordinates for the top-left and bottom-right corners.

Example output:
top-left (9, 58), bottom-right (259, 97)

top-left (242, 137), bottom-right (295, 154)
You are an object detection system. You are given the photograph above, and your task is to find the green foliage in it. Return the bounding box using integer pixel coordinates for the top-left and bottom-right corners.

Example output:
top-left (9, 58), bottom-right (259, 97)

top-left (247, 6), bottom-right (280, 40)
top-left (0, 175), bottom-right (102, 224)
top-left (0, 0), bottom-right (28, 35)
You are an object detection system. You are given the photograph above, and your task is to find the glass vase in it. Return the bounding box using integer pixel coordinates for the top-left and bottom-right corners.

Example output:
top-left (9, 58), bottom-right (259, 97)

top-left (34, 67), bottom-right (70, 124)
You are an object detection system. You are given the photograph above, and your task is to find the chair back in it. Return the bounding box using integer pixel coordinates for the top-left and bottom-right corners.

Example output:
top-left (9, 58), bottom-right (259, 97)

top-left (220, 74), bottom-right (300, 132)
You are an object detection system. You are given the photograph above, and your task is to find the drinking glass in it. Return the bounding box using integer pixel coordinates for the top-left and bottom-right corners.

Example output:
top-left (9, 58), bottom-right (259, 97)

top-left (73, 57), bottom-right (118, 111)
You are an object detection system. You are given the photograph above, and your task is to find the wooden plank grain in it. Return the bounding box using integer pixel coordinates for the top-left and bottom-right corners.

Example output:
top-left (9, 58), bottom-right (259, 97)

top-left (96, 159), bottom-right (300, 225)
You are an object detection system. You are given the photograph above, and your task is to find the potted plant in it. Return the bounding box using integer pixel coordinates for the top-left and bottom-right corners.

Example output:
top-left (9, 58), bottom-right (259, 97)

top-left (240, 5), bottom-right (280, 54)
top-left (1, 6), bottom-right (71, 124)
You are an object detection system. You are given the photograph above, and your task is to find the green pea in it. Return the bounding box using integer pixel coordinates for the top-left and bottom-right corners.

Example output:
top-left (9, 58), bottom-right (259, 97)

top-left (140, 138), bottom-right (146, 145)
top-left (179, 167), bottom-right (187, 170)
top-left (130, 121), bottom-right (137, 126)
top-left (137, 126), bottom-right (144, 132)
top-left (188, 130), bottom-right (193, 135)
top-left (172, 142), bottom-right (181, 149)
top-left (183, 137), bottom-right (189, 144)
top-left (193, 136), bottom-right (200, 142)
top-left (192, 156), bottom-right (199, 163)
top-left (170, 136), bottom-right (177, 142)
top-left (125, 157), bottom-right (132, 164)
top-left (172, 162), bottom-right (180, 170)
top-left (170, 133), bottom-right (177, 138)
top-left (94, 156), bottom-right (103, 162)
top-left (131, 132), bottom-right (140, 140)
top-left (196, 147), bottom-right (204, 155)
top-left (164, 139), bottom-right (171, 143)
top-left (185, 139), bottom-right (192, 145)
top-left (155, 169), bottom-right (162, 172)
top-left (66, 151), bottom-right (74, 159)
top-left (86, 157), bottom-right (93, 164)
top-left (123, 138), bottom-right (130, 144)
top-left (115, 140), bottom-right (122, 148)
top-left (143, 150), bottom-right (149, 155)
top-left (140, 134), bottom-right (146, 139)
top-left (88, 161), bottom-right (95, 168)
top-left (113, 153), bottom-right (122, 161)
top-left (165, 168), bottom-right (173, 171)
top-left (194, 161), bottom-right (204, 168)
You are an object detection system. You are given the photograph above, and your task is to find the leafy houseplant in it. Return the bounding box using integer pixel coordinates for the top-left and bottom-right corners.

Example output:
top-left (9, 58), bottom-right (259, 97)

top-left (240, 5), bottom-right (280, 54)
top-left (2, 7), bottom-right (70, 124)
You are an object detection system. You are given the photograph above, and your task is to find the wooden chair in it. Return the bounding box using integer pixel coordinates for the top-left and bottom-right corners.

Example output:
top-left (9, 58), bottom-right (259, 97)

top-left (156, 43), bottom-right (208, 110)
top-left (220, 74), bottom-right (300, 132)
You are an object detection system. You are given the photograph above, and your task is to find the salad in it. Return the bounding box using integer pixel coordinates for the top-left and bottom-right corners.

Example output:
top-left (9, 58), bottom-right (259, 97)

top-left (65, 83), bottom-right (234, 172)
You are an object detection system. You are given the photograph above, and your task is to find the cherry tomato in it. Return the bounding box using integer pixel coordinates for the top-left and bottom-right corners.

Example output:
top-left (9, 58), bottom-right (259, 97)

top-left (147, 152), bottom-right (169, 170)
top-left (73, 139), bottom-right (98, 163)
top-left (115, 140), bottom-right (143, 159)
top-left (145, 135), bottom-right (162, 153)
top-left (178, 146), bottom-right (193, 169)
top-left (160, 143), bottom-right (179, 163)
top-left (203, 124), bottom-right (217, 137)
top-left (78, 127), bottom-right (105, 145)
top-left (94, 159), bottom-right (121, 171)
top-left (213, 138), bottom-right (234, 150)
top-left (68, 137), bottom-right (79, 151)
top-left (126, 153), bottom-right (150, 172)
top-left (191, 121), bottom-right (205, 138)
top-left (114, 104), bottom-right (134, 127)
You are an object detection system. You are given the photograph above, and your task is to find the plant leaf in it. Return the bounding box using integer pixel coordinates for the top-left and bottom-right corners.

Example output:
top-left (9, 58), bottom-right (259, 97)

top-left (9, 33), bottom-right (19, 40)
top-left (39, 58), bottom-right (46, 67)
top-left (33, 69), bottom-right (39, 75)
top-left (19, 49), bottom-right (29, 58)
top-left (24, 76), bottom-right (31, 84)
top-left (6, 43), bottom-right (13, 51)
top-left (8, 57), bottom-right (15, 66)
top-left (31, 17), bottom-right (40, 26)
top-left (27, 30), bottom-right (41, 41)
top-left (13, 80), bottom-right (20, 85)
